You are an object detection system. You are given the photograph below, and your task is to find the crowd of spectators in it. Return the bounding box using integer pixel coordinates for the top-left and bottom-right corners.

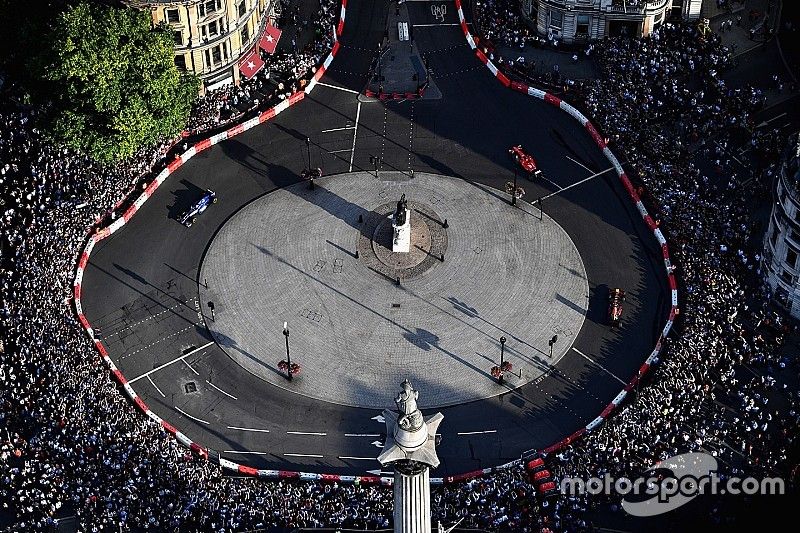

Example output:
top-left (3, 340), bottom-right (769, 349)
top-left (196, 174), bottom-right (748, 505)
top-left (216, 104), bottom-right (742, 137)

top-left (1, 1), bottom-right (798, 532)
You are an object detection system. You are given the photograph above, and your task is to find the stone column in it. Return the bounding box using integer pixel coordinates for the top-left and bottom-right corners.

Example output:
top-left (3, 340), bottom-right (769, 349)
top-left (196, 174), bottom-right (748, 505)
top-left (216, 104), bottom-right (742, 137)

top-left (393, 463), bottom-right (431, 533)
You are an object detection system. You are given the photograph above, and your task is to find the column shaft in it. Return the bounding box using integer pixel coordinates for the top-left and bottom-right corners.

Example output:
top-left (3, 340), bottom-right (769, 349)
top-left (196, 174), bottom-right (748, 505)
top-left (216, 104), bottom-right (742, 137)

top-left (393, 468), bottom-right (431, 533)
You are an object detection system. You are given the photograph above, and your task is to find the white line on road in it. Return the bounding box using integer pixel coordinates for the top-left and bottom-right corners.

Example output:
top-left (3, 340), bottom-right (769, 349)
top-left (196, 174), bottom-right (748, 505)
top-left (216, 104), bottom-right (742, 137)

top-left (345, 433), bottom-right (381, 437)
top-left (457, 430), bottom-right (497, 436)
top-left (541, 166), bottom-right (615, 200)
top-left (338, 456), bottom-right (377, 461)
top-left (286, 431), bottom-right (327, 436)
top-left (183, 359), bottom-right (200, 375)
top-left (224, 450), bottom-right (269, 455)
top-left (565, 155), bottom-right (594, 173)
top-left (147, 376), bottom-right (166, 398)
top-left (349, 100), bottom-right (362, 172)
top-left (206, 380), bottom-right (238, 400)
top-left (227, 426), bottom-right (270, 433)
top-left (571, 347), bottom-right (627, 386)
top-left (128, 341), bottom-right (214, 383)
top-left (321, 126), bottom-right (354, 133)
top-left (413, 23), bottom-right (465, 27)
top-left (284, 453), bottom-right (324, 458)
top-left (327, 148), bottom-right (352, 154)
top-left (541, 176), bottom-right (563, 190)
top-left (175, 406), bottom-right (210, 425)
top-left (317, 82), bottom-right (360, 94)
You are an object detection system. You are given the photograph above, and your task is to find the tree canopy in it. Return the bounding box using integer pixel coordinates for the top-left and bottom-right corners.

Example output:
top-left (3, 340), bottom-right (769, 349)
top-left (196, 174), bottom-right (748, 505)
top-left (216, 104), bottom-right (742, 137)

top-left (5, 1), bottom-right (200, 163)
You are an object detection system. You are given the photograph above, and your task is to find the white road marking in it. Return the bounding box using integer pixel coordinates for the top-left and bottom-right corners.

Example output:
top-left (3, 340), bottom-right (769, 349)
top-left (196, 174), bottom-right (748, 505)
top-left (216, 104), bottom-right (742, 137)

top-left (413, 23), bottom-right (465, 27)
top-left (183, 359), bottom-right (200, 375)
top-left (541, 176), bottom-right (563, 190)
top-left (317, 82), bottom-right (360, 94)
top-left (121, 324), bottom-right (200, 359)
top-left (339, 456), bottom-right (376, 461)
top-left (349, 100), bottom-right (362, 172)
top-left (227, 426), bottom-right (270, 433)
top-left (327, 148), bottom-right (352, 154)
top-left (457, 430), bottom-right (497, 436)
top-left (224, 450), bottom-right (269, 455)
top-left (128, 341), bottom-right (215, 383)
top-left (571, 347), bottom-right (627, 386)
top-left (345, 433), bottom-right (381, 437)
top-left (565, 155), bottom-right (594, 173)
top-left (206, 380), bottom-right (237, 400)
top-left (541, 166), bottom-right (615, 200)
top-left (283, 453), bottom-right (324, 458)
top-left (175, 406), bottom-right (210, 425)
top-left (106, 299), bottom-right (196, 338)
top-left (147, 376), bottom-right (166, 398)
top-left (286, 431), bottom-right (327, 436)
top-left (321, 126), bottom-right (354, 133)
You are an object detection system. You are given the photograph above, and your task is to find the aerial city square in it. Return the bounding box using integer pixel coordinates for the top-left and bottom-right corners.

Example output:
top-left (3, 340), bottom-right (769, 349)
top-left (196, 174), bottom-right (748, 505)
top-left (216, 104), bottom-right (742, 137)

top-left (0, 0), bottom-right (797, 531)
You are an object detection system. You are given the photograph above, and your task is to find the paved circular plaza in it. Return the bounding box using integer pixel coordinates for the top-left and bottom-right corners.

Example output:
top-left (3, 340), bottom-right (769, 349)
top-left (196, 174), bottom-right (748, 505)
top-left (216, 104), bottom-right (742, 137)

top-left (199, 172), bottom-right (588, 408)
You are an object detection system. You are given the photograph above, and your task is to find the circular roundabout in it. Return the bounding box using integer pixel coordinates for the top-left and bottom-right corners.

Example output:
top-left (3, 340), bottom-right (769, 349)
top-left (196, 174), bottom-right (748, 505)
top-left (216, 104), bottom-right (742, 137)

top-left (200, 172), bottom-right (589, 408)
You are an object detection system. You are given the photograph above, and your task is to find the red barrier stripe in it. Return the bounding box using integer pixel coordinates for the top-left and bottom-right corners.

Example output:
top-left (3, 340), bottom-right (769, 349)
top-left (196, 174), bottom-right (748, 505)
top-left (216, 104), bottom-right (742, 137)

top-left (288, 92), bottom-right (305, 105)
top-left (133, 396), bottom-right (149, 413)
top-left (544, 93), bottom-right (561, 106)
top-left (668, 274), bottom-right (677, 290)
top-left (260, 108), bottom-right (276, 122)
top-left (358, 476), bottom-right (381, 485)
top-left (145, 179), bottom-right (159, 196)
top-left (585, 123), bottom-right (605, 147)
top-left (227, 123), bottom-right (244, 137)
top-left (122, 206), bottom-right (136, 222)
top-left (336, 19), bottom-right (345, 37)
top-left (167, 159), bottom-right (183, 173)
top-left (319, 474), bottom-right (342, 482)
top-left (161, 421), bottom-right (177, 434)
top-left (112, 369), bottom-right (126, 385)
top-left (195, 139), bottom-right (212, 152)
top-left (668, 308), bottom-right (677, 321)
top-left (190, 443), bottom-right (208, 458)
top-left (639, 362), bottom-right (651, 375)
top-left (600, 403), bottom-right (615, 418)
top-left (496, 71), bottom-right (511, 87)
top-left (475, 49), bottom-right (489, 65)
top-left (625, 375), bottom-right (639, 391)
top-left (77, 313), bottom-right (90, 330)
top-left (74, 283), bottom-right (81, 301)
top-left (460, 20), bottom-right (469, 35)
top-left (510, 81), bottom-right (529, 93)
top-left (78, 252), bottom-right (89, 270)
top-left (643, 215), bottom-right (657, 230)
top-left (567, 428), bottom-right (586, 442)
top-left (331, 40), bottom-right (341, 57)
top-left (279, 470), bottom-right (300, 479)
top-left (239, 465), bottom-right (259, 476)
top-left (93, 339), bottom-right (107, 356)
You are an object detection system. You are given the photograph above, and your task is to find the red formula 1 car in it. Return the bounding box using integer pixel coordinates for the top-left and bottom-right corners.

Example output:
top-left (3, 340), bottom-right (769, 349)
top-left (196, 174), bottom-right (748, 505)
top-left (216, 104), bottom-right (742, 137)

top-left (608, 288), bottom-right (626, 328)
top-left (509, 145), bottom-right (543, 179)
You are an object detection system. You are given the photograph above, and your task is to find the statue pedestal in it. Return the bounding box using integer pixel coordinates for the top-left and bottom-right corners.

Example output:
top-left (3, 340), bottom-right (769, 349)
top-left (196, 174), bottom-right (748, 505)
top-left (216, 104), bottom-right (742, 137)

top-left (392, 208), bottom-right (411, 253)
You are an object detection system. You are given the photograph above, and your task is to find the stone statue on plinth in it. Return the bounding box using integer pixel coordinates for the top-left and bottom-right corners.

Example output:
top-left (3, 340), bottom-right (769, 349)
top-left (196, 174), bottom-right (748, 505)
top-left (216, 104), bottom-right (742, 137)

top-left (392, 194), bottom-right (411, 253)
top-left (378, 379), bottom-right (443, 533)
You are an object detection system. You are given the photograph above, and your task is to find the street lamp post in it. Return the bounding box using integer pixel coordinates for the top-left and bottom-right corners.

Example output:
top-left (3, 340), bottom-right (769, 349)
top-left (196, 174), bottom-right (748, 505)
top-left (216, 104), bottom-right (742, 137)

top-left (512, 168), bottom-right (518, 206)
top-left (499, 336), bottom-right (506, 384)
top-left (283, 321), bottom-right (292, 381)
top-left (305, 137), bottom-right (315, 190)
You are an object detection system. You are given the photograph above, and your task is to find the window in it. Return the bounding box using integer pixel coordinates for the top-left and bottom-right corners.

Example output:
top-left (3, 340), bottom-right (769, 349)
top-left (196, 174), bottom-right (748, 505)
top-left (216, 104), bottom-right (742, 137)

top-left (781, 270), bottom-right (793, 285)
top-left (165, 8), bottom-right (180, 24)
top-left (174, 55), bottom-right (187, 71)
top-left (549, 9), bottom-right (563, 29)
top-left (791, 229), bottom-right (800, 244)
top-left (577, 14), bottom-right (590, 36)
top-left (238, 0), bottom-right (247, 18)
top-left (202, 20), bottom-right (220, 40)
top-left (173, 30), bottom-right (183, 46)
top-left (240, 23), bottom-right (250, 45)
top-left (787, 248), bottom-right (798, 269)
top-left (205, 43), bottom-right (228, 68)
top-left (198, 0), bottom-right (221, 18)
top-left (771, 226), bottom-right (779, 246)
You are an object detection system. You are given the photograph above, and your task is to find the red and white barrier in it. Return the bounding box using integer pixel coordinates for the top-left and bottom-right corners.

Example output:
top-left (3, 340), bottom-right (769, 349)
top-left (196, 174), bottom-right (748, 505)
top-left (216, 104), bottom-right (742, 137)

top-left (453, 0), bottom-right (679, 455)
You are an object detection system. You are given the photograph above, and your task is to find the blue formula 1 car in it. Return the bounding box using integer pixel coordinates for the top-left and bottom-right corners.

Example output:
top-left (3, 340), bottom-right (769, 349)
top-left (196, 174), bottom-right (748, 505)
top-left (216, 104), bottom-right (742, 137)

top-left (179, 189), bottom-right (217, 227)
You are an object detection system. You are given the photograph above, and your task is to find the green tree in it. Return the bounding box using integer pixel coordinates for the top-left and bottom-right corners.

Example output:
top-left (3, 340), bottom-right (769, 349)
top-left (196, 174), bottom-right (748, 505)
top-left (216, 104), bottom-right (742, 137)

top-left (36, 2), bottom-right (200, 162)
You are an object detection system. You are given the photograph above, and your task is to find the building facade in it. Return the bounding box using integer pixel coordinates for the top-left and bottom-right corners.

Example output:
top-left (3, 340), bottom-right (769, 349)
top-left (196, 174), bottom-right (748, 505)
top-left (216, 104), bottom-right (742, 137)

top-left (127, 0), bottom-right (275, 91)
top-left (521, 0), bottom-right (702, 44)
top-left (763, 134), bottom-right (800, 318)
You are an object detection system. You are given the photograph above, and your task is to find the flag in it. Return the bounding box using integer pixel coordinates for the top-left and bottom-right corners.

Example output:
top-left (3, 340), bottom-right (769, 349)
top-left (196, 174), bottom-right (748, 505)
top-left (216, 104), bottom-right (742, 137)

top-left (259, 23), bottom-right (282, 54)
top-left (238, 47), bottom-right (264, 80)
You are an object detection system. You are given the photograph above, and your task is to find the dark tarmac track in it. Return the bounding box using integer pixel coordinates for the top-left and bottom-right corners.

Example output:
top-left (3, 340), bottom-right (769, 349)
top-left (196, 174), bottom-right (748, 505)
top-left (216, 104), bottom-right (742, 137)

top-left (80, 0), bottom-right (668, 476)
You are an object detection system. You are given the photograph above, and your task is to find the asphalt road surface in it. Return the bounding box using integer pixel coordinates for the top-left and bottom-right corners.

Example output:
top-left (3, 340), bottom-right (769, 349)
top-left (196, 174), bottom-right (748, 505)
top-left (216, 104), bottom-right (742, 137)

top-left (80, 0), bottom-right (669, 476)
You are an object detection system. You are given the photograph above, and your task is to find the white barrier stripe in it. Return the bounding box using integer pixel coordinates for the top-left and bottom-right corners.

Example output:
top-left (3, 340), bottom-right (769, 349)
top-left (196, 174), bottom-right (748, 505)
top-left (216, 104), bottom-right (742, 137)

top-left (133, 194), bottom-right (148, 210)
top-left (108, 218), bottom-right (125, 234)
top-left (85, 237), bottom-right (96, 256)
top-left (612, 390), bottom-right (627, 405)
top-left (175, 432), bottom-right (193, 447)
top-left (305, 77), bottom-right (319, 94)
top-left (486, 61), bottom-right (498, 77)
top-left (662, 320), bottom-right (673, 337)
top-left (586, 416), bottom-right (604, 431)
top-left (146, 410), bottom-right (163, 424)
top-left (274, 99), bottom-right (291, 115)
top-left (122, 383), bottom-right (136, 398)
top-left (324, 52), bottom-right (335, 70)
top-left (74, 267), bottom-right (84, 287)
top-left (457, 5), bottom-right (465, 22)
top-left (182, 146), bottom-right (197, 160)
top-left (602, 147), bottom-right (623, 175)
top-left (528, 87), bottom-right (546, 99)
top-left (654, 228), bottom-right (667, 245)
top-left (219, 458), bottom-right (239, 470)
top-left (466, 33), bottom-right (476, 49)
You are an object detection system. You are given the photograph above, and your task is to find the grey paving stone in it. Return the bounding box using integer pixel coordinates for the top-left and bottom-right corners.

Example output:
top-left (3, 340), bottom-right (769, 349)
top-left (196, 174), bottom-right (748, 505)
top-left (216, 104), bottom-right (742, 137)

top-left (199, 172), bottom-right (588, 409)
